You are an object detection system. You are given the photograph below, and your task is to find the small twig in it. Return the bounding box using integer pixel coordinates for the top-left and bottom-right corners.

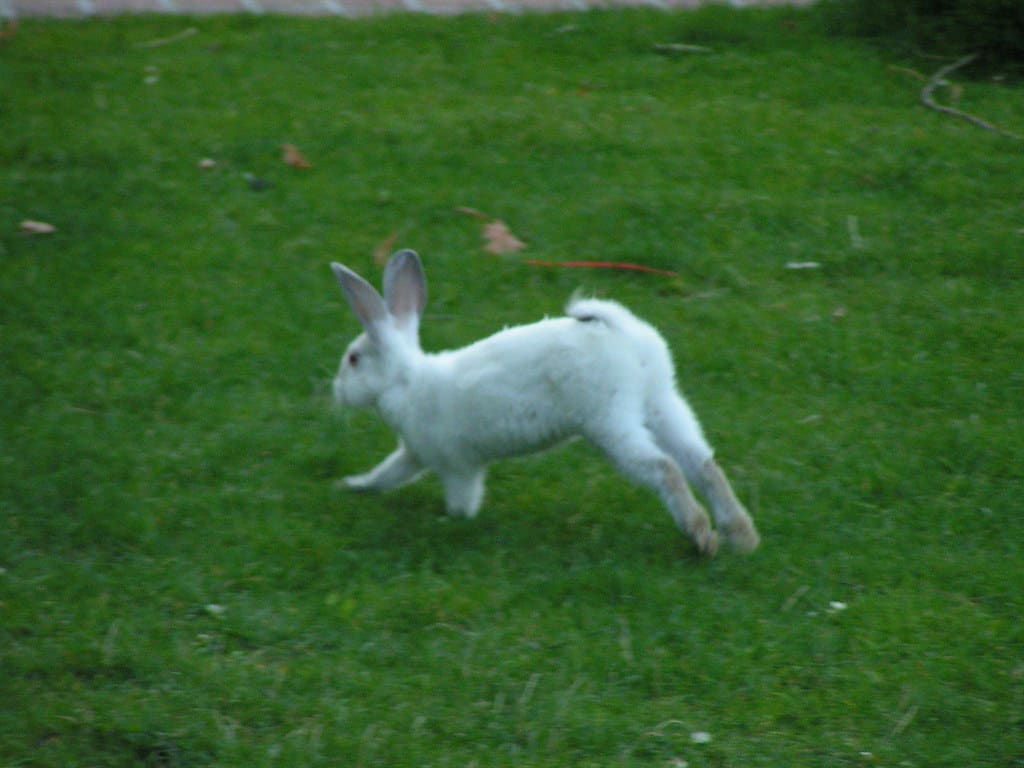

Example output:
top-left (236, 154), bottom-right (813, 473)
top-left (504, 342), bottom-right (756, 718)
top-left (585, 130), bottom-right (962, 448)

top-left (454, 206), bottom-right (491, 220)
top-left (888, 64), bottom-right (927, 81)
top-left (517, 673), bottom-right (542, 711)
top-left (846, 214), bottom-right (865, 250)
top-left (781, 585), bottom-right (810, 612)
top-left (681, 289), bottom-right (724, 302)
top-left (891, 704), bottom-right (919, 737)
top-left (653, 43), bottom-right (713, 55)
top-left (643, 719), bottom-right (688, 738)
top-left (920, 54), bottom-right (1023, 141)
top-left (134, 27), bottom-right (199, 49)
top-left (617, 616), bottom-right (635, 664)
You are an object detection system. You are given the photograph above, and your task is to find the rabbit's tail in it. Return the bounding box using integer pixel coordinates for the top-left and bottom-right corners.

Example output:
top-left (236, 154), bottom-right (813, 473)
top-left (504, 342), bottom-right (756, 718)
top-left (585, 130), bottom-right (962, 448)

top-left (566, 296), bottom-right (642, 331)
top-left (566, 295), bottom-right (714, 472)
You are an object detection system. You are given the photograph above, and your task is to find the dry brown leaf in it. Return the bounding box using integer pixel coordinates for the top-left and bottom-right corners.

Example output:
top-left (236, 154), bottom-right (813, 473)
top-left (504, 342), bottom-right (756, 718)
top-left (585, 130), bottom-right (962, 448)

top-left (282, 143), bottom-right (312, 169)
top-left (0, 19), bottom-right (18, 45)
top-left (374, 230), bottom-right (401, 266)
top-left (483, 220), bottom-right (526, 255)
top-left (20, 220), bottom-right (57, 235)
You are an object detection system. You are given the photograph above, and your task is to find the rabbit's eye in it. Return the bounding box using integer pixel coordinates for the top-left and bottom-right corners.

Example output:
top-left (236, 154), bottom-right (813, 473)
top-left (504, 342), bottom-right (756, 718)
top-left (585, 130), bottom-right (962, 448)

top-left (347, 351), bottom-right (360, 368)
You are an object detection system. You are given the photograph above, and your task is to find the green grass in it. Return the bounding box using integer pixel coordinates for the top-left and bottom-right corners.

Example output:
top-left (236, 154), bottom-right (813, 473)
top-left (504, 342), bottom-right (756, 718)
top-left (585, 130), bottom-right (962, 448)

top-left (2, 7), bottom-right (1023, 767)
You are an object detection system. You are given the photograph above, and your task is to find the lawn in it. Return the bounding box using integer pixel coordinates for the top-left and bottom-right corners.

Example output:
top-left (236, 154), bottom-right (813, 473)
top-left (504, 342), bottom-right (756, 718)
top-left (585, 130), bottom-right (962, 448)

top-left (2, 6), bottom-right (1023, 767)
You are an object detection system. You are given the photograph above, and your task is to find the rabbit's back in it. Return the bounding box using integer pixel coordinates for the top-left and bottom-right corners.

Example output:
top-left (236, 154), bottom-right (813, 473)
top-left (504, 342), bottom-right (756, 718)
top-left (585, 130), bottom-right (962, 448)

top-left (394, 303), bottom-right (674, 467)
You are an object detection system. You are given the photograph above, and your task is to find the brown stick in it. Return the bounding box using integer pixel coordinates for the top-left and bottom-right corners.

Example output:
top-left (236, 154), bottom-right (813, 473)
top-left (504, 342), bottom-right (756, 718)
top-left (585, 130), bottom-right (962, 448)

top-left (920, 54), bottom-right (1023, 141)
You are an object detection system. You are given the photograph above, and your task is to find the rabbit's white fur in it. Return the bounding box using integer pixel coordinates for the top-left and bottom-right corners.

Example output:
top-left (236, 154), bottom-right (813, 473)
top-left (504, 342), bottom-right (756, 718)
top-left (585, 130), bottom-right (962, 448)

top-left (330, 250), bottom-right (758, 556)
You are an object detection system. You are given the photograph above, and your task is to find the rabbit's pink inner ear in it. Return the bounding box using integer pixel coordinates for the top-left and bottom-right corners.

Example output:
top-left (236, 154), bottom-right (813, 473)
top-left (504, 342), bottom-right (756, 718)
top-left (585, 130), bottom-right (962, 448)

top-left (383, 250), bottom-right (427, 326)
top-left (332, 263), bottom-right (388, 336)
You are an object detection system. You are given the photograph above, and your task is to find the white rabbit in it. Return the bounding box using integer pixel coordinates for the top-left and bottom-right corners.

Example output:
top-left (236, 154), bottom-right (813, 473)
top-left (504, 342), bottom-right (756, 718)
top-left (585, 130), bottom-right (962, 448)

top-left (330, 250), bottom-right (759, 556)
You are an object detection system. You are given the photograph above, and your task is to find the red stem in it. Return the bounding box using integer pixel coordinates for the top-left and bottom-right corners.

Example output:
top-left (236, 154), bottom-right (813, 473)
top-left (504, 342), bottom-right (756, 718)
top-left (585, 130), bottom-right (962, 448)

top-left (524, 260), bottom-right (678, 278)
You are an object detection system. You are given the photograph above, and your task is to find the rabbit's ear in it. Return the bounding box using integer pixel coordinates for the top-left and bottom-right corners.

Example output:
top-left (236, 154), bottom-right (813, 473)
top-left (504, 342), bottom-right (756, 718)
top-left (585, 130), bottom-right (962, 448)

top-left (382, 250), bottom-right (427, 330)
top-left (332, 263), bottom-right (387, 341)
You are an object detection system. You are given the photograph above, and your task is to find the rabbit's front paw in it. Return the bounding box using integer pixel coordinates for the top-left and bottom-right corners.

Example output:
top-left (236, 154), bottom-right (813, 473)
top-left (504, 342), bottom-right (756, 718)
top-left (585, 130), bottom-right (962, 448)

top-left (340, 474), bottom-right (376, 492)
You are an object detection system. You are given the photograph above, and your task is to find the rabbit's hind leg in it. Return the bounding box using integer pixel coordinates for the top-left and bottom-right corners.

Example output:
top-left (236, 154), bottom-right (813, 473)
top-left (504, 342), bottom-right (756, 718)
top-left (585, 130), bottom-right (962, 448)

top-left (647, 392), bottom-right (759, 552)
top-left (590, 426), bottom-right (718, 557)
top-left (696, 458), bottom-right (760, 553)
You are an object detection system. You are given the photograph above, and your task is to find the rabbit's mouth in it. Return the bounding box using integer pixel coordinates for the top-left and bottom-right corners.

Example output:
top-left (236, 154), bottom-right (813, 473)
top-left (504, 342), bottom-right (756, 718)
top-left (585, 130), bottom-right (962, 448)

top-left (332, 376), bottom-right (346, 405)
top-left (333, 375), bottom-right (377, 410)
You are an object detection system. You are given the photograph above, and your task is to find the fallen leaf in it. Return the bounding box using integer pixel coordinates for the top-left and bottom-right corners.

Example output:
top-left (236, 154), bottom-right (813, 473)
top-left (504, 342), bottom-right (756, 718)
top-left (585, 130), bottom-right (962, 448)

top-left (483, 220), bottom-right (526, 255)
top-left (282, 143), bottom-right (312, 169)
top-left (374, 230), bottom-right (401, 266)
top-left (20, 220), bottom-right (57, 235)
top-left (0, 19), bottom-right (18, 45)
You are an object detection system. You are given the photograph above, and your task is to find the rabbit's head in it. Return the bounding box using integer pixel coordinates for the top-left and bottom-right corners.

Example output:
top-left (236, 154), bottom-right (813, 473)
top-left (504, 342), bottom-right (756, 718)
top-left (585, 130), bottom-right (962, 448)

top-left (331, 250), bottom-right (427, 410)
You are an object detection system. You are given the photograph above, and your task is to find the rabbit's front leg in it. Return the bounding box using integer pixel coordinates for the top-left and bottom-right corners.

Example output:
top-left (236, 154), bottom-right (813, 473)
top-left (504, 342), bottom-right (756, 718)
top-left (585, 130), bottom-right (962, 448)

top-left (344, 441), bottom-right (425, 492)
top-left (441, 469), bottom-right (486, 519)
